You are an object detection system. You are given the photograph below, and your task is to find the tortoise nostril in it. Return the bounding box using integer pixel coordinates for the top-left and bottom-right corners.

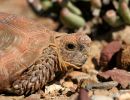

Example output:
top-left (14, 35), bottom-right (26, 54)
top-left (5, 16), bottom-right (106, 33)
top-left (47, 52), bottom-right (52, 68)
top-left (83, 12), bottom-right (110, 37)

top-left (79, 45), bottom-right (84, 51)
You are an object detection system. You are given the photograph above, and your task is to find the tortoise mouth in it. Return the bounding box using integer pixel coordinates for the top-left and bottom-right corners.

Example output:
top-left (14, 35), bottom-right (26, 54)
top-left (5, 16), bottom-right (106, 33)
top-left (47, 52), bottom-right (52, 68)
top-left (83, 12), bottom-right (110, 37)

top-left (70, 57), bottom-right (87, 68)
top-left (76, 60), bottom-right (87, 67)
top-left (76, 55), bottom-right (87, 66)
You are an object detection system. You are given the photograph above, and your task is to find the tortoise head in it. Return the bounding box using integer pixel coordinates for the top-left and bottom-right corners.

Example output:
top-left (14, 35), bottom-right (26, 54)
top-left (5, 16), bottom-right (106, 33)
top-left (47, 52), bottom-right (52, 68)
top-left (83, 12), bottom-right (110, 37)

top-left (55, 33), bottom-right (91, 69)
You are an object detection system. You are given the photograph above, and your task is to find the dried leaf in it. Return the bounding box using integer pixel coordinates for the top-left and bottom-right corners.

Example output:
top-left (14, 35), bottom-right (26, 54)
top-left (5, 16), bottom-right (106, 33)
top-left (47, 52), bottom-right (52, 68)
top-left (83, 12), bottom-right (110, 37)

top-left (98, 69), bottom-right (130, 88)
top-left (100, 41), bottom-right (121, 67)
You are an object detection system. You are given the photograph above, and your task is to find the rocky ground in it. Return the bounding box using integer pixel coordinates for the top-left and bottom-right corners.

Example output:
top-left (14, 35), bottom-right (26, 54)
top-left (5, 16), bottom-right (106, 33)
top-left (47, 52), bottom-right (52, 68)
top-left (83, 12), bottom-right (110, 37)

top-left (1, 0), bottom-right (130, 100)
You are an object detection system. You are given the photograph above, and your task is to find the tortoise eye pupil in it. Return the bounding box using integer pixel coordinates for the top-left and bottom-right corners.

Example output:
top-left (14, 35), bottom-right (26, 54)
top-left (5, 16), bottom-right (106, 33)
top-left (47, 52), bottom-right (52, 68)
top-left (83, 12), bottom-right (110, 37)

top-left (66, 43), bottom-right (76, 50)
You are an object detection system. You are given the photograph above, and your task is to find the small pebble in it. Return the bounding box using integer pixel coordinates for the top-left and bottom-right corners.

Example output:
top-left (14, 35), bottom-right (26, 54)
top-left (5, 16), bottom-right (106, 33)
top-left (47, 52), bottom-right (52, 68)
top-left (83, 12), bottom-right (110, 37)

top-left (91, 95), bottom-right (113, 100)
top-left (94, 89), bottom-right (110, 96)
top-left (45, 84), bottom-right (64, 94)
top-left (62, 81), bottom-right (74, 88)
top-left (117, 93), bottom-right (130, 100)
top-left (23, 94), bottom-right (40, 100)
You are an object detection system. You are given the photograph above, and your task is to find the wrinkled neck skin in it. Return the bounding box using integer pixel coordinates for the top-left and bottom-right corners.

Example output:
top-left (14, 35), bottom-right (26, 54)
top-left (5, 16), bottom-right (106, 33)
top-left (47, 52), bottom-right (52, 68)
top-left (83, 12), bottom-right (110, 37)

top-left (49, 43), bottom-right (80, 72)
top-left (47, 44), bottom-right (67, 72)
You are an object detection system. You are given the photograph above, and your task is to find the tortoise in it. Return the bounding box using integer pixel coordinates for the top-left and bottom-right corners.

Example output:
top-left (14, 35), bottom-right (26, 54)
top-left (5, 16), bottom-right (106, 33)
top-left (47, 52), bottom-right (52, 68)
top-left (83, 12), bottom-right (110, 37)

top-left (0, 12), bottom-right (91, 95)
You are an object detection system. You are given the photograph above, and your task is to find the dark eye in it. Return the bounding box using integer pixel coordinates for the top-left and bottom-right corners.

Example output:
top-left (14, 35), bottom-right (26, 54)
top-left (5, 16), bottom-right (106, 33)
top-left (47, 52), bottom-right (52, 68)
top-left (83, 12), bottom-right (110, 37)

top-left (66, 43), bottom-right (76, 51)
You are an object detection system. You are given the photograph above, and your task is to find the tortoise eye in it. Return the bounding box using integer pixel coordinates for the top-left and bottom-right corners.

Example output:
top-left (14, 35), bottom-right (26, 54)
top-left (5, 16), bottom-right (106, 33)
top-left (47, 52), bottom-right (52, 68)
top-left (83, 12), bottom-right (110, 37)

top-left (65, 43), bottom-right (76, 51)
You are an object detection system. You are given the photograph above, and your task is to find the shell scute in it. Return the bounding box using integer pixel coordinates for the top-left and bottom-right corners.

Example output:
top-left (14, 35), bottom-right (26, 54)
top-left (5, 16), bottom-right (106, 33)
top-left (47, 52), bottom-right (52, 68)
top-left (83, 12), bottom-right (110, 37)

top-left (0, 12), bottom-right (52, 90)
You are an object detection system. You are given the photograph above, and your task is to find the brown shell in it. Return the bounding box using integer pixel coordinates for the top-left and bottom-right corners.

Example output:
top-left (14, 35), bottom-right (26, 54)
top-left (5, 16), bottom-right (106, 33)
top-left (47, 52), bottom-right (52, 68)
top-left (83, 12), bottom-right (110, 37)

top-left (0, 12), bottom-right (53, 90)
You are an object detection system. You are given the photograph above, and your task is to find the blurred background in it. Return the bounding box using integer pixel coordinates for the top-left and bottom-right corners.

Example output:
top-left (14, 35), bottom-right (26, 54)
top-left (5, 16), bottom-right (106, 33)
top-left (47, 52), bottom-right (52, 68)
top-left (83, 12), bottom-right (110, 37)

top-left (0, 0), bottom-right (59, 30)
top-left (1, 1), bottom-right (130, 100)
top-left (0, 0), bottom-right (129, 43)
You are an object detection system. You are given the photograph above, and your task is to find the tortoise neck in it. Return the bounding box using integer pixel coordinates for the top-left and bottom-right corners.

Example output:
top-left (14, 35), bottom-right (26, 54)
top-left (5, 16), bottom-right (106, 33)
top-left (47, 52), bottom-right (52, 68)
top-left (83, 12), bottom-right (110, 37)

top-left (41, 46), bottom-right (62, 72)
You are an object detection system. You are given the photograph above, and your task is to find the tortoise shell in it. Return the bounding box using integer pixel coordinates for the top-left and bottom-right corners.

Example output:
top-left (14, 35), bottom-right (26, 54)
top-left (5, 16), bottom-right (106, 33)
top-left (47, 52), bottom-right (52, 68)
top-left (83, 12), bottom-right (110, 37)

top-left (0, 12), bottom-right (54, 90)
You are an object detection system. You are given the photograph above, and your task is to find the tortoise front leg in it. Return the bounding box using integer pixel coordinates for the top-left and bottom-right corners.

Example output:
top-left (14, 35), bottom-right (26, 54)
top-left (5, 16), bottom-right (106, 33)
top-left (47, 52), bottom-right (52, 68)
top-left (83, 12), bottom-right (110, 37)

top-left (10, 46), bottom-right (60, 95)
